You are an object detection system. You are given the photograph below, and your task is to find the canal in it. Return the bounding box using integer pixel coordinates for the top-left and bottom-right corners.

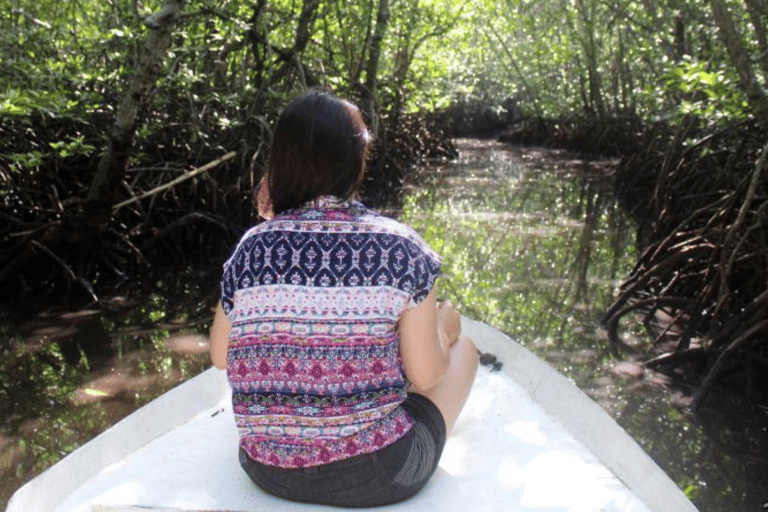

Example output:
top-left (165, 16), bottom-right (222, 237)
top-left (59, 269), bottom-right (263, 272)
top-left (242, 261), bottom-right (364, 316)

top-left (2, 138), bottom-right (764, 511)
top-left (399, 139), bottom-right (764, 512)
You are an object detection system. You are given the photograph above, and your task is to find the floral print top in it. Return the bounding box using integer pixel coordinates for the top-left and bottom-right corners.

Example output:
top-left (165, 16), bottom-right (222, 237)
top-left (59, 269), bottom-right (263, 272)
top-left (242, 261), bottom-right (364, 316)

top-left (220, 196), bottom-right (441, 468)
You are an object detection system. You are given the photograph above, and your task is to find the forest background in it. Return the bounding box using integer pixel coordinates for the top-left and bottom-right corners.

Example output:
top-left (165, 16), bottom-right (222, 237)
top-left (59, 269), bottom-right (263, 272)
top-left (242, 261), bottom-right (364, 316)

top-left (2, 0), bottom-right (768, 508)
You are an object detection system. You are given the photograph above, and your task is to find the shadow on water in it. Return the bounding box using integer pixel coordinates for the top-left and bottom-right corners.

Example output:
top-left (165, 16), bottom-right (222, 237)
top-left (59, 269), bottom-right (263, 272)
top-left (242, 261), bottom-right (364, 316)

top-left (398, 138), bottom-right (766, 512)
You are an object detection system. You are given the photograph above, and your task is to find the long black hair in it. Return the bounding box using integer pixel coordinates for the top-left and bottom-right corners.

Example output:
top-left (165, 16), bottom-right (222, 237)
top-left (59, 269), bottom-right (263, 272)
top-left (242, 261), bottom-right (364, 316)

top-left (267, 90), bottom-right (371, 214)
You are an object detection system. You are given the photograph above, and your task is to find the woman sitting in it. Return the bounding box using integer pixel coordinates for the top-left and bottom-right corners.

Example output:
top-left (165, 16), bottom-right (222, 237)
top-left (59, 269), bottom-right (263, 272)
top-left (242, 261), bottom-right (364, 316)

top-left (209, 89), bottom-right (478, 507)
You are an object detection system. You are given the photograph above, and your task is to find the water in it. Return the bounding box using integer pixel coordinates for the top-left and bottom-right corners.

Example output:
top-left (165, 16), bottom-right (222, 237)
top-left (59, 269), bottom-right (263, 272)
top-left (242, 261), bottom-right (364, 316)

top-left (397, 138), bottom-right (765, 511)
top-left (2, 138), bottom-right (765, 511)
top-left (0, 270), bottom-right (215, 508)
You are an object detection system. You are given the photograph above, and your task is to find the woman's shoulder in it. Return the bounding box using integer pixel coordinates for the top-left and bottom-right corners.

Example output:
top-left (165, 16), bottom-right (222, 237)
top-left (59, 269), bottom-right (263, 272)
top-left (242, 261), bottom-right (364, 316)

top-left (228, 204), bottom-right (435, 256)
top-left (223, 219), bottom-right (281, 262)
top-left (358, 208), bottom-right (440, 260)
top-left (356, 206), bottom-right (414, 234)
top-left (232, 221), bottom-right (272, 245)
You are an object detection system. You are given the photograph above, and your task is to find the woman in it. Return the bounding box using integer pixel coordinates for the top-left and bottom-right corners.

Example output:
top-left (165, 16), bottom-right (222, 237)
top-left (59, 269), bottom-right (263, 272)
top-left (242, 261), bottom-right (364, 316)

top-left (209, 90), bottom-right (477, 507)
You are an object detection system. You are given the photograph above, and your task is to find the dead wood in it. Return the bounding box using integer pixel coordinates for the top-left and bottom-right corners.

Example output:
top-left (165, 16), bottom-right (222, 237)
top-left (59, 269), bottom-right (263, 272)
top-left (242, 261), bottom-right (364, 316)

top-left (1, 103), bottom-right (451, 310)
top-left (0, 147), bottom-right (245, 309)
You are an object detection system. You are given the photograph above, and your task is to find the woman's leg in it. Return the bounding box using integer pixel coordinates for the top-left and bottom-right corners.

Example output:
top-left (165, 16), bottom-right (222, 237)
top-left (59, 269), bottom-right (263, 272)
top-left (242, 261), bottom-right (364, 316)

top-left (417, 334), bottom-right (478, 434)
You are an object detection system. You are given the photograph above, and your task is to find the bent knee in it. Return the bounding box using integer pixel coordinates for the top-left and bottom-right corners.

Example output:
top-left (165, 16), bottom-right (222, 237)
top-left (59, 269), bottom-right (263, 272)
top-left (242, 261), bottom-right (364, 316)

top-left (456, 335), bottom-right (479, 371)
top-left (457, 335), bottom-right (478, 357)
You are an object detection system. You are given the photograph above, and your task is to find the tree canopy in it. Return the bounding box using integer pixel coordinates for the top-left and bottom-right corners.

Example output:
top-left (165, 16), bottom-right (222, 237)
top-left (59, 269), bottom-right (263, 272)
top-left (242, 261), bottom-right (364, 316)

top-left (3, 0), bottom-right (766, 138)
top-left (1, 0), bottom-right (767, 360)
top-left (2, 2), bottom-right (768, 507)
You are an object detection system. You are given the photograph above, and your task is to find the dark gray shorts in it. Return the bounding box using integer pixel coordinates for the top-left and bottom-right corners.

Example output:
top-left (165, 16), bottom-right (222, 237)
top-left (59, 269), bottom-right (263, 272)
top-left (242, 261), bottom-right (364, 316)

top-left (238, 393), bottom-right (447, 508)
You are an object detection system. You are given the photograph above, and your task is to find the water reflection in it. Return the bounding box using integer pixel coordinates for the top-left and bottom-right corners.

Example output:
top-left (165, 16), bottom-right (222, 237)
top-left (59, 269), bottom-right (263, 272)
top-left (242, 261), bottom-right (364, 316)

top-left (400, 139), bottom-right (748, 512)
top-left (0, 269), bottom-right (216, 509)
top-left (2, 139), bottom-right (762, 511)
top-left (400, 139), bottom-right (634, 386)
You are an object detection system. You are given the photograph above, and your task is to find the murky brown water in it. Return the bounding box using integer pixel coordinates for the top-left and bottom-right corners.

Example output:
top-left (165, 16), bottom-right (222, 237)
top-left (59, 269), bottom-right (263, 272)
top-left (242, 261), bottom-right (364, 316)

top-left (2, 138), bottom-right (766, 511)
top-left (0, 271), bottom-right (216, 508)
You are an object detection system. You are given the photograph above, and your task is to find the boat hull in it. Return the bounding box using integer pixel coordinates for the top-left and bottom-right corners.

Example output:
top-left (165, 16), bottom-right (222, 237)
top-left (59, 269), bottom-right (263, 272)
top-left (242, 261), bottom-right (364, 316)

top-left (6, 318), bottom-right (698, 512)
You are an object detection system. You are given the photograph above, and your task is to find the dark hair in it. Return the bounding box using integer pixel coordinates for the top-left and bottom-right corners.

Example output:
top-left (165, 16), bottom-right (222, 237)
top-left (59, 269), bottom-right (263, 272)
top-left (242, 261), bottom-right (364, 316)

top-left (267, 90), bottom-right (371, 214)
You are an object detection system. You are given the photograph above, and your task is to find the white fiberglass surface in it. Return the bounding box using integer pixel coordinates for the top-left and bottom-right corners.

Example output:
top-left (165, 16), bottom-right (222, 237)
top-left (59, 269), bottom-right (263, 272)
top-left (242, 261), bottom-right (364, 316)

top-left (55, 365), bottom-right (650, 512)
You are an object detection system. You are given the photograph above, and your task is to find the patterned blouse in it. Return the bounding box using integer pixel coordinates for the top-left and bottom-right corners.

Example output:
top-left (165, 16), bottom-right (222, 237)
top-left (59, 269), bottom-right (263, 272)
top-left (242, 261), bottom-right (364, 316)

top-left (220, 196), bottom-right (442, 468)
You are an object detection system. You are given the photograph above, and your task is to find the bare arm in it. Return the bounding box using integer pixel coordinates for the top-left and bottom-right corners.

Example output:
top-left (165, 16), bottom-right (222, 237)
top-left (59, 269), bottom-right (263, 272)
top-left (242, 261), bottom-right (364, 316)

top-left (209, 301), bottom-right (231, 369)
top-left (398, 287), bottom-right (461, 393)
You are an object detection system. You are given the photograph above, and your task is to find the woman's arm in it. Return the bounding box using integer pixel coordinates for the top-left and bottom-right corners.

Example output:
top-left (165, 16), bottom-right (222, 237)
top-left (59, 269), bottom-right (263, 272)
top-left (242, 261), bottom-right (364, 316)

top-left (398, 287), bottom-right (460, 393)
top-left (209, 301), bottom-right (231, 369)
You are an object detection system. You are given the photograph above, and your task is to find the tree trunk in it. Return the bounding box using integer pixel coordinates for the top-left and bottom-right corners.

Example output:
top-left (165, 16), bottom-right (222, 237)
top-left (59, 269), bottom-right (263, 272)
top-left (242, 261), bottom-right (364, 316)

top-left (576, 0), bottom-right (606, 119)
top-left (363, 0), bottom-right (390, 138)
top-left (708, 0), bottom-right (768, 129)
top-left (247, 0), bottom-right (269, 91)
top-left (86, 0), bottom-right (185, 228)
top-left (267, 0), bottom-right (322, 88)
top-left (743, 0), bottom-right (768, 78)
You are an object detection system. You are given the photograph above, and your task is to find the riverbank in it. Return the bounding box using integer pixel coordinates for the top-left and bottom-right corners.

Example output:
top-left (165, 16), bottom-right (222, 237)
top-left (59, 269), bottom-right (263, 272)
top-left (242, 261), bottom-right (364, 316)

top-left (2, 138), bottom-right (765, 511)
top-left (401, 138), bottom-right (766, 511)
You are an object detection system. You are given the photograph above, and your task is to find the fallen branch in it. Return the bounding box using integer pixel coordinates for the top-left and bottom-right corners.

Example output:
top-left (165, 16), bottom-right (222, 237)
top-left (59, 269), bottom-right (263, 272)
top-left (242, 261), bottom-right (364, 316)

top-left (113, 151), bottom-right (237, 212)
top-left (604, 296), bottom-right (695, 355)
top-left (140, 211), bottom-right (233, 251)
top-left (692, 318), bottom-right (768, 410)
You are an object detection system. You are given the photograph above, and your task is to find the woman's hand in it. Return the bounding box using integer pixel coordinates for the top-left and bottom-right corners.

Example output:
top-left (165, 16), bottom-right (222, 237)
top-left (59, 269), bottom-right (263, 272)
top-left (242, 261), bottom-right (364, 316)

top-left (437, 300), bottom-right (461, 350)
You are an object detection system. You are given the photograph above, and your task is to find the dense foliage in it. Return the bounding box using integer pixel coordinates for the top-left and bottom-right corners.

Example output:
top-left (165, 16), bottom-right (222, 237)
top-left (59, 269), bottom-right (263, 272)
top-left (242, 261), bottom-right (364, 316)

top-left (1, 0), bottom-right (767, 387)
top-left (2, 0), bottom-right (768, 509)
top-left (0, 0), bottom-right (464, 304)
top-left (2, 0), bottom-right (766, 185)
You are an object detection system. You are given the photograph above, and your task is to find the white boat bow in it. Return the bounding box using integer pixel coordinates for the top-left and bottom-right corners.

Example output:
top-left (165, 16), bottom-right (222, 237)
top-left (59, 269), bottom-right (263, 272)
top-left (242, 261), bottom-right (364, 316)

top-left (6, 318), bottom-right (698, 512)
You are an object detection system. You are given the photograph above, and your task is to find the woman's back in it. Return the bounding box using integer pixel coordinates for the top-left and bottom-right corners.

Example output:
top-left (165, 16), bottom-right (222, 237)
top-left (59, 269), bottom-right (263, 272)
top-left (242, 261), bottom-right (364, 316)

top-left (220, 196), bottom-right (441, 469)
top-left (210, 90), bottom-right (476, 507)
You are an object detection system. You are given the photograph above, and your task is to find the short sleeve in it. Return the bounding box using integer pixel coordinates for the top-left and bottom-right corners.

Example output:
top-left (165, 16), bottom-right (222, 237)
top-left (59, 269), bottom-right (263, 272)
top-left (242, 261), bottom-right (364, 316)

top-left (406, 239), bottom-right (442, 307)
top-left (219, 227), bottom-right (263, 315)
top-left (220, 249), bottom-right (240, 315)
top-left (220, 266), bottom-right (234, 315)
